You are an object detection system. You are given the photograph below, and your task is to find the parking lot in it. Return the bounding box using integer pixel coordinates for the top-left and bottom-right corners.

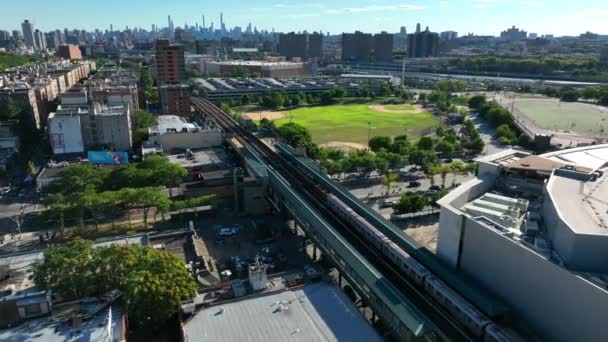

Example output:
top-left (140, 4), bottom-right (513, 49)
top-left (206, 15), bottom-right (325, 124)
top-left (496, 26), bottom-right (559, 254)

top-left (192, 213), bottom-right (310, 286)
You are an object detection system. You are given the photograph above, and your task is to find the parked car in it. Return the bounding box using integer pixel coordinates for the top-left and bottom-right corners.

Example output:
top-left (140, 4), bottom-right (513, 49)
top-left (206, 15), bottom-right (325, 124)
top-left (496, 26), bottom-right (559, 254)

top-left (380, 199), bottom-right (398, 208)
top-left (408, 181), bottom-right (422, 188)
top-left (429, 185), bottom-right (442, 191)
top-left (219, 226), bottom-right (240, 237)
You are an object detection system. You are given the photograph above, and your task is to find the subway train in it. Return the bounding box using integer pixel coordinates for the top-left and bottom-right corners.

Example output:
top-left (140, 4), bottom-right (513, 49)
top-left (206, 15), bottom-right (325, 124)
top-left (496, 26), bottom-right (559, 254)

top-left (326, 194), bottom-right (523, 341)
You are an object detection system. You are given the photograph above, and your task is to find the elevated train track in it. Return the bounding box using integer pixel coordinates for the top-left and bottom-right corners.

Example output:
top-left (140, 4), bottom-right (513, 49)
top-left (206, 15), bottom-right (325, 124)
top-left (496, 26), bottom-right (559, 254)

top-left (192, 97), bottom-right (475, 341)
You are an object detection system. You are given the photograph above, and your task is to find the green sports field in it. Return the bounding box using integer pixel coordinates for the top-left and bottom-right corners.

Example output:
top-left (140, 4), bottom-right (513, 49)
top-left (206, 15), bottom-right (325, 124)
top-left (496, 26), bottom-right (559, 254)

top-left (513, 97), bottom-right (608, 133)
top-left (273, 104), bottom-right (440, 145)
top-left (383, 104), bottom-right (418, 111)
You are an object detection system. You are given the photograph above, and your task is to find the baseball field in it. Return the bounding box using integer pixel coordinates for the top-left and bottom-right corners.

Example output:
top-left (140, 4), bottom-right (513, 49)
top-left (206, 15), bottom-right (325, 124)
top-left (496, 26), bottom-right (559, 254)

top-left (512, 97), bottom-right (608, 133)
top-left (248, 104), bottom-right (440, 148)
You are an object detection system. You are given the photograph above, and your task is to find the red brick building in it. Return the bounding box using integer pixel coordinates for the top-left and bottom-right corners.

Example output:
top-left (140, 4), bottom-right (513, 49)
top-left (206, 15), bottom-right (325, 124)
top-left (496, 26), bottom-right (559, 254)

top-left (57, 45), bottom-right (82, 60)
top-left (159, 84), bottom-right (190, 115)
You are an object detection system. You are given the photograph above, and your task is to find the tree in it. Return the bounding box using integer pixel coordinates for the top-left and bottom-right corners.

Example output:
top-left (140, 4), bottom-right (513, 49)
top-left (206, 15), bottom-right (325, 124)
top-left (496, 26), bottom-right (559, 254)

top-left (33, 240), bottom-right (197, 325)
top-left (559, 87), bottom-right (580, 102)
top-left (436, 140), bottom-right (455, 156)
top-left (47, 193), bottom-right (69, 232)
top-left (381, 173), bottom-right (399, 197)
top-left (132, 187), bottom-right (170, 228)
top-left (496, 124), bottom-right (517, 144)
top-left (582, 87), bottom-right (599, 101)
top-left (368, 136), bottom-right (392, 152)
top-left (417, 136), bottom-right (435, 150)
top-left (276, 122), bottom-right (312, 147)
top-left (468, 95), bottom-right (487, 110)
top-left (395, 192), bottom-right (428, 213)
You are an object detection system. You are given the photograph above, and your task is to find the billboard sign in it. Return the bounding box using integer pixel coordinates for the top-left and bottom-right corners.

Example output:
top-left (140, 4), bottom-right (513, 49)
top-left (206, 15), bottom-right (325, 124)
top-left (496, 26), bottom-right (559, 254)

top-left (87, 151), bottom-right (129, 165)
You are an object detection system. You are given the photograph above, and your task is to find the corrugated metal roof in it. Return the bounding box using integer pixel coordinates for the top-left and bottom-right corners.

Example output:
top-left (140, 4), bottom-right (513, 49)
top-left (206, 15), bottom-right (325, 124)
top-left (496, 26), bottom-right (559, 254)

top-left (184, 283), bottom-right (382, 342)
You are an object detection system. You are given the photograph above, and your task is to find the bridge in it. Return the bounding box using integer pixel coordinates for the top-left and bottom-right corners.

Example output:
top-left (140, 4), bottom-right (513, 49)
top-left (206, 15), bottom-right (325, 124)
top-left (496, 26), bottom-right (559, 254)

top-left (191, 97), bottom-right (499, 341)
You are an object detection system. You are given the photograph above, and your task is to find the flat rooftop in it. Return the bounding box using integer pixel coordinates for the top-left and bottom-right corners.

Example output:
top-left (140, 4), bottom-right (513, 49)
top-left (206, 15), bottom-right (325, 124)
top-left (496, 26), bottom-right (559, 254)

top-left (183, 282), bottom-right (381, 342)
top-left (167, 148), bottom-right (228, 169)
top-left (151, 115), bottom-right (198, 135)
top-left (0, 303), bottom-right (124, 342)
top-left (546, 170), bottom-right (608, 235)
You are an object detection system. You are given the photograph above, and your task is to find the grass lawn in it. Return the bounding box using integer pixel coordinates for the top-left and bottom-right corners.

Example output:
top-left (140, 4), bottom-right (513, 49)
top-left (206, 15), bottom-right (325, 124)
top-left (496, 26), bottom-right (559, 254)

top-left (273, 104), bottom-right (440, 145)
top-left (513, 98), bottom-right (608, 133)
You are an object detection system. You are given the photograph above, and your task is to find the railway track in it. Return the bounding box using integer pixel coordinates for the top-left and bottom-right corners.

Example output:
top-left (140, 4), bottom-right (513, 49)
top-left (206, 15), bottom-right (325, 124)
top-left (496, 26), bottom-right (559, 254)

top-left (191, 97), bottom-right (473, 341)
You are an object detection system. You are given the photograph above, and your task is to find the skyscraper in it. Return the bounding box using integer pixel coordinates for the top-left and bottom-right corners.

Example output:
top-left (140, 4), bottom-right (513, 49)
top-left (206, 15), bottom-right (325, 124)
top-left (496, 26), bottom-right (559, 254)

top-left (34, 29), bottom-right (46, 50)
top-left (21, 20), bottom-right (36, 49)
top-left (407, 27), bottom-right (439, 58)
top-left (416, 23), bottom-right (421, 33)
top-left (341, 31), bottom-right (373, 62)
top-left (373, 32), bottom-right (394, 62)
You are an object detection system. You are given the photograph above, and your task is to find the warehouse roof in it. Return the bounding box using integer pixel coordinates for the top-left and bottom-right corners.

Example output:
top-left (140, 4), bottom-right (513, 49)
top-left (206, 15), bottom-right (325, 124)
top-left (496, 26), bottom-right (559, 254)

top-left (183, 282), bottom-right (382, 342)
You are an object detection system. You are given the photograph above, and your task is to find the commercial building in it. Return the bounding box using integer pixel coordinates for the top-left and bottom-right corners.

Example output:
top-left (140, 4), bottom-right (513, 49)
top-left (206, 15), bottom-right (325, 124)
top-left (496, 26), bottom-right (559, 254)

top-left (21, 20), bottom-right (35, 49)
top-left (154, 38), bottom-right (186, 84)
top-left (183, 282), bottom-right (381, 342)
top-left (202, 60), bottom-right (310, 79)
top-left (45, 32), bottom-right (60, 50)
top-left (192, 77), bottom-right (389, 102)
top-left (440, 31), bottom-right (458, 40)
top-left (48, 103), bottom-right (132, 155)
top-left (57, 44), bottom-right (83, 60)
top-left (500, 26), bottom-right (527, 41)
top-left (373, 32), bottom-right (394, 62)
top-left (407, 27), bottom-right (439, 58)
top-left (342, 31), bottom-right (373, 62)
top-left (143, 115), bottom-right (222, 154)
top-left (278, 32), bottom-right (323, 60)
top-left (159, 83), bottom-right (191, 115)
top-left (436, 145), bottom-right (608, 342)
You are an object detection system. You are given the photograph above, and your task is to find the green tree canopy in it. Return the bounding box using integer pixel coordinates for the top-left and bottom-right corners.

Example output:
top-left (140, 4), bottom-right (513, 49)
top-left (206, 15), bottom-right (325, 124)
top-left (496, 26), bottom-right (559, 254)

top-left (33, 239), bottom-right (196, 325)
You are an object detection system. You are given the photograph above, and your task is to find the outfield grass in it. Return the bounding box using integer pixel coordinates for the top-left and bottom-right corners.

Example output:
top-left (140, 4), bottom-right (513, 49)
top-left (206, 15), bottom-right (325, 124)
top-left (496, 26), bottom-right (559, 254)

top-left (513, 98), bottom-right (608, 133)
top-left (273, 104), bottom-right (440, 145)
top-left (383, 104), bottom-right (417, 111)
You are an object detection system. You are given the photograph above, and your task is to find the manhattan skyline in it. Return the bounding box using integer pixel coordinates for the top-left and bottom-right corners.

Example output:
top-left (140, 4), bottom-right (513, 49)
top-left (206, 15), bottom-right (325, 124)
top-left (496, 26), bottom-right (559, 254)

top-left (1, 0), bottom-right (607, 36)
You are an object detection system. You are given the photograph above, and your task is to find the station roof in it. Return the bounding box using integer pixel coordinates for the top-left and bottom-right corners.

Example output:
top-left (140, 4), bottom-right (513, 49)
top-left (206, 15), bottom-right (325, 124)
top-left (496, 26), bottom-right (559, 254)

top-left (183, 283), bottom-right (382, 342)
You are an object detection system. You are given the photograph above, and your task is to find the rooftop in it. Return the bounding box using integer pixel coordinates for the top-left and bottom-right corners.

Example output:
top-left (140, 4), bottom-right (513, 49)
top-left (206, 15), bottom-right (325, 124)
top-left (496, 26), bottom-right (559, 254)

top-left (546, 170), bottom-right (608, 235)
top-left (150, 115), bottom-right (199, 135)
top-left (166, 148), bottom-right (228, 169)
top-left (183, 282), bottom-right (381, 342)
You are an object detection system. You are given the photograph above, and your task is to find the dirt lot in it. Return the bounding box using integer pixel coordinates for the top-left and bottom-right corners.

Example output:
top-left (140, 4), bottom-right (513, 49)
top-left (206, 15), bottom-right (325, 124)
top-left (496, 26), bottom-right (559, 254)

top-left (368, 104), bottom-right (426, 114)
top-left (393, 214), bottom-right (439, 253)
top-left (241, 111), bottom-right (286, 121)
top-left (320, 141), bottom-right (368, 151)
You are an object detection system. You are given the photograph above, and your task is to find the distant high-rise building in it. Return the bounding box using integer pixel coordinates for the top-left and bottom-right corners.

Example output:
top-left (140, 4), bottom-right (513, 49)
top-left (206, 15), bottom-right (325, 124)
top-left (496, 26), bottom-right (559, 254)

top-left (308, 33), bottom-right (323, 59)
top-left (21, 20), bottom-right (36, 48)
top-left (278, 32), bottom-right (323, 60)
top-left (12, 30), bottom-right (22, 42)
top-left (57, 44), bottom-right (82, 60)
top-left (0, 30), bottom-right (10, 42)
top-left (416, 23), bottom-right (421, 33)
top-left (373, 32), bottom-right (394, 62)
top-left (34, 30), bottom-right (46, 50)
top-left (500, 26), bottom-right (527, 41)
top-left (528, 33), bottom-right (538, 39)
top-left (407, 27), bottom-right (439, 58)
top-left (341, 31), bottom-right (373, 62)
top-left (440, 31), bottom-right (458, 40)
top-left (45, 32), bottom-right (60, 49)
top-left (155, 39), bottom-right (186, 84)
top-left (400, 26), bottom-right (407, 35)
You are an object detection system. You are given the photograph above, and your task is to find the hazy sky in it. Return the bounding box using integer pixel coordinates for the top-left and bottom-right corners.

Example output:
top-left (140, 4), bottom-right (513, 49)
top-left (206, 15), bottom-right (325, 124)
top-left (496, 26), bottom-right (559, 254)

top-left (2, 0), bottom-right (607, 36)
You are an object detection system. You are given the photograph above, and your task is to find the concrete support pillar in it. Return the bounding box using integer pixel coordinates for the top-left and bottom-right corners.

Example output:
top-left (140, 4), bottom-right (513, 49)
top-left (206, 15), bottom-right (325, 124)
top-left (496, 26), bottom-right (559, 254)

top-left (312, 242), bottom-right (317, 261)
top-left (338, 271), bottom-right (342, 288)
top-left (371, 311), bottom-right (376, 323)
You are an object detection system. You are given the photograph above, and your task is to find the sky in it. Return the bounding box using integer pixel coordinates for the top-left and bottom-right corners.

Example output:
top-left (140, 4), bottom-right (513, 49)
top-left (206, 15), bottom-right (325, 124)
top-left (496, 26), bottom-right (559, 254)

top-left (1, 0), bottom-right (608, 36)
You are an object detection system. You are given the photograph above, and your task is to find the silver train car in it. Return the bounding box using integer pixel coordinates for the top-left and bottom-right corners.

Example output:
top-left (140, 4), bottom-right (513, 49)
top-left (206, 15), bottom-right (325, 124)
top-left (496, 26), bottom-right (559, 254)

top-left (326, 194), bottom-right (523, 341)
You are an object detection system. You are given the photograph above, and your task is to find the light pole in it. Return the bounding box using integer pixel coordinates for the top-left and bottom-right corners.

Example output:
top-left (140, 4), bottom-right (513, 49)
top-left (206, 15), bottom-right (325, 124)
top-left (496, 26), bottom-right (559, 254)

top-left (368, 121), bottom-right (372, 147)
